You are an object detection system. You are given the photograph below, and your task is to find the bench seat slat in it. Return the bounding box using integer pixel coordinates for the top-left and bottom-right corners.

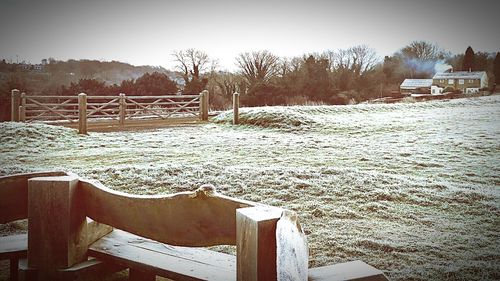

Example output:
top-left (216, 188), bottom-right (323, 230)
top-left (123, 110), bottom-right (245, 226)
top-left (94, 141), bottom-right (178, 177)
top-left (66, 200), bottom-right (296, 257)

top-left (0, 234), bottom-right (27, 259)
top-left (308, 260), bottom-right (388, 281)
top-left (88, 229), bottom-right (236, 281)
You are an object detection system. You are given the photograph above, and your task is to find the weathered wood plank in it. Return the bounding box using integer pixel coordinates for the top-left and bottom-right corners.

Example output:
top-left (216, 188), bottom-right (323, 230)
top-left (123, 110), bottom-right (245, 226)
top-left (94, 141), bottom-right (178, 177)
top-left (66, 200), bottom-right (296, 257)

top-left (19, 258), bottom-right (125, 281)
top-left (78, 93), bottom-right (87, 134)
top-left (126, 95), bottom-right (200, 99)
top-left (0, 234), bottom-right (27, 259)
top-left (233, 92), bottom-right (239, 125)
top-left (308, 260), bottom-right (389, 281)
top-left (25, 95), bottom-right (79, 99)
top-left (81, 181), bottom-right (255, 246)
top-left (25, 109), bottom-right (79, 113)
top-left (25, 102), bottom-right (77, 107)
top-left (236, 206), bottom-right (283, 281)
top-left (11, 89), bottom-right (20, 121)
top-left (0, 219), bottom-right (111, 262)
top-left (86, 218), bottom-right (113, 246)
top-left (27, 175), bottom-right (87, 279)
top-left (0, 171), bottom-right (68, 223)
top-left (276, 210), bottom-right (308, 281)
top-left (119, 93), bottom-right (126, 126)
top-left (89, 229), bottom-right (237, 281)
top-left (58, 258), bottom-right (125, 281)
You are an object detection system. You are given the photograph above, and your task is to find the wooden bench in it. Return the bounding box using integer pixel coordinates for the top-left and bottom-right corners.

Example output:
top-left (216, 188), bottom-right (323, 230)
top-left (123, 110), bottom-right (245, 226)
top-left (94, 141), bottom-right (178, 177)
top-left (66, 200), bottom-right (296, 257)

top-left (0, 172), bottom-right (388, 281)
top-left (0, 234), bottom-right (27, 281)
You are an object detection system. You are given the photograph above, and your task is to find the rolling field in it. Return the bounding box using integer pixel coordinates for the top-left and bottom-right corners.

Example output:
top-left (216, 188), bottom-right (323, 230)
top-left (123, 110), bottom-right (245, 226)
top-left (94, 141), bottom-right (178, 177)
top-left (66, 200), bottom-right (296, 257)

top-left (0, 95), bottom-right (499, 280)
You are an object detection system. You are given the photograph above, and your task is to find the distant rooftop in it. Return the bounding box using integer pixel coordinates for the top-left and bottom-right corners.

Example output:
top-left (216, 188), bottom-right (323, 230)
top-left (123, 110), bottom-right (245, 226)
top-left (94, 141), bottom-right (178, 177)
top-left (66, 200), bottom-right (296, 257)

top-left (400, 79), bottom-right (433, 89)
top-left (433, 71), bottom-right (486, 80)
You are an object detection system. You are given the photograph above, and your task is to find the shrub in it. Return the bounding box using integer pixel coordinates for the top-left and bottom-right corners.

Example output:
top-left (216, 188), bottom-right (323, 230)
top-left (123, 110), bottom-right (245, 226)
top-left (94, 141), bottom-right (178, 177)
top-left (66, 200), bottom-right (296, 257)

top-left (443, 86), bottom-right (455, 93)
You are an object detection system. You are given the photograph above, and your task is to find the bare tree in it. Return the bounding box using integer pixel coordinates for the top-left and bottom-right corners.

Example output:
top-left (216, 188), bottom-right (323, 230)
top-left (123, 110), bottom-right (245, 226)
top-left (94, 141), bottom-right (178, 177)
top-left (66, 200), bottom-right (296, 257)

top-left (330, 45), bottom-right (378, 77)
top-left (213, 72), bottom-right (244, 96)
top-left (172, 49), bottom-right (210, 84)
top-left (348, 45), bottom-right (378, 76)
top-left (278, 57), bottom-right (291, 77)
top-left (289, 57), bottom-right (303, 72)
top-left (235, 51), bottom-right (279, 86)
top-left (401, 41), bottom-right (444, 61)
top-left (322, 50), bottom-right (336, 71)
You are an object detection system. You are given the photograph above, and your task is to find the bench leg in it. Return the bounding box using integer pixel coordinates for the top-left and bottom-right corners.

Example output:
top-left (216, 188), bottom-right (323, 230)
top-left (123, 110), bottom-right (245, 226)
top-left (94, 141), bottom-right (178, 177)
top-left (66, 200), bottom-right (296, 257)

top-left (129, 268), bottom-right (155, 281)
top-left (10, 258), bottom-right (19, 281)
top-left (18, 259), bottom-right (37, 281)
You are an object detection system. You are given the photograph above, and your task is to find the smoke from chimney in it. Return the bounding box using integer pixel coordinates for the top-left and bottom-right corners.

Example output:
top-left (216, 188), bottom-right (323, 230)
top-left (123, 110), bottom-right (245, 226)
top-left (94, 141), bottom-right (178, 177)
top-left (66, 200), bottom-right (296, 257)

top-left (405, 59), bottom-right (453, 75)
top-left (434, 60), bottom-right (453, 73)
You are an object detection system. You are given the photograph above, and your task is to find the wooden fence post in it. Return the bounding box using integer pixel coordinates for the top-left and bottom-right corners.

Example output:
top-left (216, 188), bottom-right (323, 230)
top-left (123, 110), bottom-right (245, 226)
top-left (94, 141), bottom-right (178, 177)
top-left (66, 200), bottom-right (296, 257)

top-left (233, 92), bottom-right (240, 125)
top-left (236, 206), bottom-right (283, 281)
top-left (25, 175), bottom-right (87, 280)
top-left (19, 92), bottom-right (26, 122)
top-left (199, 92), bottom-right (204, 120)
top-left (11, 89), bottom-right (20, 121)
top-left (119, 93), bottom-right (126, 126)
top-left (78, 93), bottom-right (87, 134)
top-left (202, 90), bottom-right (209, 121)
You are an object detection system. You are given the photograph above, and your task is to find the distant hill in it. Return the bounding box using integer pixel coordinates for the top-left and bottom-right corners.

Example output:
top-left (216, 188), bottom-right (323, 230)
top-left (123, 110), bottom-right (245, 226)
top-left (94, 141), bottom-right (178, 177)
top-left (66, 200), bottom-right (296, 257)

top-left (0, 59), bottom-right (182, 95)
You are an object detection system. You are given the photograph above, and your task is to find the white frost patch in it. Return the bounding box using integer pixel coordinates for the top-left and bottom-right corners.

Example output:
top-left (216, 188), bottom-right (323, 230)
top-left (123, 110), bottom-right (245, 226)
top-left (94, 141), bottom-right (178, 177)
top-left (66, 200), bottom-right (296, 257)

top-left (277, 210), bottom-right (308, 281)
top-left (1, 95), bottom-right (499, 280)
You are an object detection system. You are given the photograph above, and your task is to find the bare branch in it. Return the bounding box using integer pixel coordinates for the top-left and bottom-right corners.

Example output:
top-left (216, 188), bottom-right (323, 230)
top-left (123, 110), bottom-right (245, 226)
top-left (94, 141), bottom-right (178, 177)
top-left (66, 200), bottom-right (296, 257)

top-left (235, 50), bottom-right (279, 86)
top-left (171, 49), bottom-right (210, 83)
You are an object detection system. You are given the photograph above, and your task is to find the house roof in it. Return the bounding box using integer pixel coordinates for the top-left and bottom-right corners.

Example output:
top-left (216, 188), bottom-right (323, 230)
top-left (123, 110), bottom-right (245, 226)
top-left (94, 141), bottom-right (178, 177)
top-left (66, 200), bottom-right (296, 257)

top-left (400, 79), bottom-right (433, 89)
top-left (433, 71), bottom-right (486, 80)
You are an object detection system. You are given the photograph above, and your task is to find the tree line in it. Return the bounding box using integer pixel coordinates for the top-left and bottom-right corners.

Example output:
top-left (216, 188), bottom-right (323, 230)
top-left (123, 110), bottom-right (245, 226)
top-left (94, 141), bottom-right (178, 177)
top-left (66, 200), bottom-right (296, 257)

top-left (1, 41), bottom-right (499, 121)
top-left (169, 42), bottom-right (499, 108)
top-left (203, 42), bottom-right (499, 108)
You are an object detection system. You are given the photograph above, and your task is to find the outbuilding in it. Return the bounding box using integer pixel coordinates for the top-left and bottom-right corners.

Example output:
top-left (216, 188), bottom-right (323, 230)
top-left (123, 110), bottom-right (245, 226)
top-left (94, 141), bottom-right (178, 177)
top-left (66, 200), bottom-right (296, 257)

top-left (400, 79), bottom-right (433, 95)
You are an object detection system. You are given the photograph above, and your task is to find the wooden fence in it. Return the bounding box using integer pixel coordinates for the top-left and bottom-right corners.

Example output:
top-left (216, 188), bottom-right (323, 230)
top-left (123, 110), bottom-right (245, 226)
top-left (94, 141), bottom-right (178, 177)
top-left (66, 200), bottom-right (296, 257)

top-left (10, 89), bottom-right (210, 134)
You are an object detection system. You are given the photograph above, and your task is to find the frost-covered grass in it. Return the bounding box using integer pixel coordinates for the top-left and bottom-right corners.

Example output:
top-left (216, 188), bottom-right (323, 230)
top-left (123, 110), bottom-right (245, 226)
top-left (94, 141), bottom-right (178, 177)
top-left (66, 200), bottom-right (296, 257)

top-left (1, 95), bottom-right (499, 280)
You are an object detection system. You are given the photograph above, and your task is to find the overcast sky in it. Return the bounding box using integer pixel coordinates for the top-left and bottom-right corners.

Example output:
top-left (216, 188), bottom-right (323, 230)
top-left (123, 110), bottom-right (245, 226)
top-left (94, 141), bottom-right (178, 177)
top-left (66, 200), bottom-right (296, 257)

top-left (1, 0), bottom-right (499, 70)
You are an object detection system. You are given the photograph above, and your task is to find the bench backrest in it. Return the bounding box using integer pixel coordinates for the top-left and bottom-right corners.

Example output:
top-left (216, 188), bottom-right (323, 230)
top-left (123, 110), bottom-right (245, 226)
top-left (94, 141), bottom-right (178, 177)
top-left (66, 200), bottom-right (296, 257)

top-left (0, 172), bottom-right (308, 280)
top-left (0, 171), bottom-right (68, 223)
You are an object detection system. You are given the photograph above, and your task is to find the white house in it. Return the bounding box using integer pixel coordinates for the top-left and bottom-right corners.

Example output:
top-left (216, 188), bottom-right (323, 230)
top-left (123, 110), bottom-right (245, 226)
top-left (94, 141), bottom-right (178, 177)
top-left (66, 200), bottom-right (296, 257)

top-left (433, 71), bottom-right (488, 94)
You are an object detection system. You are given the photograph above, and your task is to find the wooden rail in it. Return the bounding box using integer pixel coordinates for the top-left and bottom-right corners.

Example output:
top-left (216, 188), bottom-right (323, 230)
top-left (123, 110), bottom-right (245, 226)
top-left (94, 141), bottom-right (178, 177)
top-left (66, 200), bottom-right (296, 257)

top-left (0, 172), bottom-right (388, 281)
top-left (11, 89), bottom-right (210, 134)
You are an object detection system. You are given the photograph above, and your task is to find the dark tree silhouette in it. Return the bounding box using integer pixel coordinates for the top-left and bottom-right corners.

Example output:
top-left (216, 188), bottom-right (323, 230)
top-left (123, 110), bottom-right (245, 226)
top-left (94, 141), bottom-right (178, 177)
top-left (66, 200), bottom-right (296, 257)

top-left (300, 55), bottom-right (331, 100)
top-left (462, 46), bottom-right (475, 71)
top-left (494, 52), bottom-right (500, 87)
top-left (61, 79), bottom-right (108, 96)
top-left (132, 72), bottom-right (177, 96)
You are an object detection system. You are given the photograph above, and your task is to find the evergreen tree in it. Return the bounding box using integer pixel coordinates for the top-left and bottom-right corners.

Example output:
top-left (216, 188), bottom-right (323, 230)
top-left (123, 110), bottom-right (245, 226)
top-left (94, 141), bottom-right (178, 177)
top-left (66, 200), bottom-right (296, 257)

top-left (133, 72), bottom-right (178, 96)
top-left (462, 46), bottom-right (475, 71)
top-left (494, 52), bottom-right (500, 84)
top-left (300, 55), bottom-right (331, 100)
